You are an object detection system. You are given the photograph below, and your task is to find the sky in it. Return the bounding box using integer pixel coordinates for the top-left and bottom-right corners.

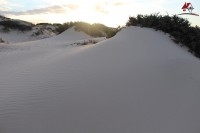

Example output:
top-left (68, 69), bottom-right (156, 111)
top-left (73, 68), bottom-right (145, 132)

top-left (0, 0), bottom-right (200, 27)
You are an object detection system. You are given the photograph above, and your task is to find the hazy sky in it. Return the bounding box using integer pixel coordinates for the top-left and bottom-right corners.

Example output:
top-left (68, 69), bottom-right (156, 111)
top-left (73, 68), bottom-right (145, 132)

top-left (0, 0), bottom-right (199, 27)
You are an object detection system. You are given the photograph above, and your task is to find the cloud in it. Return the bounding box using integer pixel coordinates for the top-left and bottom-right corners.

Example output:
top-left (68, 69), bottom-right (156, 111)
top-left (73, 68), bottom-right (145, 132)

top-left (112, 2), bottom-right (124, 6)
top-left (95, 1), bottom-right (125, 14)
top-left (0, 0), bottom-right (22, 11)
top-left (66, 4), bottom-right (79, 10)
top-left (95, 5), bottom-right (109, 14)
top-left (0, 0), bottom-right (9, 10)
top-left (0, 4), bottom-right (79, 16)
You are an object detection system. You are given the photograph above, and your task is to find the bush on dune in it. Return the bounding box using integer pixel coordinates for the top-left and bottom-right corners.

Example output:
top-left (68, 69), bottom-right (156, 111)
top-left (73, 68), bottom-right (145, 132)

top-left (126, 13), bottom-right (200, 58)
top-left (0, 15), bottom-right (33, 31)
top-left (0, 20), bottom-right (33, 31)
top-left (55, 21), bottom-right (119, 38)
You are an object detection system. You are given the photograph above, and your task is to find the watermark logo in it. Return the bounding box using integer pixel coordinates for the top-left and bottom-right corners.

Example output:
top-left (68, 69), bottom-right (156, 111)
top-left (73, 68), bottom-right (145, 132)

top-left (178, 2), bottom-right (199, 16)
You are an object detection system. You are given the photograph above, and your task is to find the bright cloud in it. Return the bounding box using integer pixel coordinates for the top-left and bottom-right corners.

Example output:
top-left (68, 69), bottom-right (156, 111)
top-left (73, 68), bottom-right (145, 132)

top-left (1, 4), bottom-right (79, 15)
top-left (0, 0), bottom-right (23, 11)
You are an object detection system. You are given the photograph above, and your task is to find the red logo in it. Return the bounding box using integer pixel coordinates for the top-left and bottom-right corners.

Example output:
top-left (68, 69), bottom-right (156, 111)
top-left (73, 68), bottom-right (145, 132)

top-left (179, 2), bottom-right (199, 16)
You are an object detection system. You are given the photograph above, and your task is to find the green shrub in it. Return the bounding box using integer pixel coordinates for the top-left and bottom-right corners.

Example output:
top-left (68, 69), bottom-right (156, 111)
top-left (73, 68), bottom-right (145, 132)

top-left (54, 21), bottom-right (119, 38)
top-left (126, 14), bottom-right (200, 58)
top-left (0, 20), bottom-right (32, 31)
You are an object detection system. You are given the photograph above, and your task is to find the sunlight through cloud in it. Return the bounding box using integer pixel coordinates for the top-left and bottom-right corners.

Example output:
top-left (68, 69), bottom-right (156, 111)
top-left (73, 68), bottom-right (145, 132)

top-left (0, 0), bottom-right (199, 27)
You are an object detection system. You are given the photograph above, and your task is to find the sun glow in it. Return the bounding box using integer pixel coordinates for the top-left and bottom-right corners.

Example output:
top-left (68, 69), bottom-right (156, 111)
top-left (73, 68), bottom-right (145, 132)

top-left (6, 1), bottom-right (129, 27)
top-left (1, 0), bottom-right (200, 27)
